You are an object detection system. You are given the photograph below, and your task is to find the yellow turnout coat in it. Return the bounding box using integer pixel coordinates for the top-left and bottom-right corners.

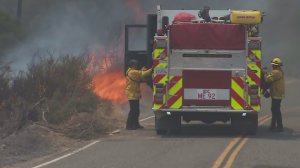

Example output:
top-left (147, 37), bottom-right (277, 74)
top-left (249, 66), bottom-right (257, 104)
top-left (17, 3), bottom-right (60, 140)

top-left (125, 68), bottom-right (152, 100)
top-left (264, 69), bottom-right (285, 99)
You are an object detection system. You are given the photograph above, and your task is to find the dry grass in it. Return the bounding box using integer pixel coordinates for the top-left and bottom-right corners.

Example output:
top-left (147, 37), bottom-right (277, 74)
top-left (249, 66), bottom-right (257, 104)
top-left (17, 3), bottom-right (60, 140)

top-left (0, 54), bottom-right (121, 139)
top-left (61, 102), bottom-right (123, 139)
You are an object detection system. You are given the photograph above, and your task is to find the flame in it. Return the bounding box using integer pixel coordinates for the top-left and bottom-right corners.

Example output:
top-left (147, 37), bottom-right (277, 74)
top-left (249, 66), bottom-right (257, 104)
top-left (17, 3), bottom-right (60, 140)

top-left (87, 0), bottom-right (145, 104)
top-left (87, 45), bottom-right (127, 104)
top-left (92, 71), bottom-right (127, 104)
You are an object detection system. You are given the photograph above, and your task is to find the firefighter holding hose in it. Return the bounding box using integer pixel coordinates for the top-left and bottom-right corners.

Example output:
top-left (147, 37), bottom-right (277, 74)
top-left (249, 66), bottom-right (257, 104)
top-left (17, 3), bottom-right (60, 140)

top-left (264, 58), bottom-right (285, 132)
top-left (125, 59), bottom-right (152, 130)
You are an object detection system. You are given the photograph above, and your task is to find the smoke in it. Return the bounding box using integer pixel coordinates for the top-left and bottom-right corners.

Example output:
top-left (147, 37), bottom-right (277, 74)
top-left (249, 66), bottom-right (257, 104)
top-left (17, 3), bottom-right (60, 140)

top-left (1, 0), bottom-right (143, 71)
top-left (0, 0), bottom-right (299, 76)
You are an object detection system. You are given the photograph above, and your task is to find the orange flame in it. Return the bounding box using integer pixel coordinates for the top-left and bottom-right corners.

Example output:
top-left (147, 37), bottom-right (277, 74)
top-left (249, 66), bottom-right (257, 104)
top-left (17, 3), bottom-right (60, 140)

top-left (87, 46), bottom-right (127, 104)
top-left (92, 71), bottom-right (127, 104)
top-left (87, 0), bottom-right (145, 104)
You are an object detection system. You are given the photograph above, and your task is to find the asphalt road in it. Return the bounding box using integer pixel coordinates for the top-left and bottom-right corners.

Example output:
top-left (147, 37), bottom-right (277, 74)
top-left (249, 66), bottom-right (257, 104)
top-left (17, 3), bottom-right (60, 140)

top-left (33, 78), bottom-right (300, 168)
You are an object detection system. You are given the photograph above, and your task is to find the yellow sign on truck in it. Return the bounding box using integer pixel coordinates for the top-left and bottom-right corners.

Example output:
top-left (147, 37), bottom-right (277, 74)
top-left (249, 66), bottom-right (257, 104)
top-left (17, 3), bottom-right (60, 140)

top-left (230, 10), bottom-right (262, 24)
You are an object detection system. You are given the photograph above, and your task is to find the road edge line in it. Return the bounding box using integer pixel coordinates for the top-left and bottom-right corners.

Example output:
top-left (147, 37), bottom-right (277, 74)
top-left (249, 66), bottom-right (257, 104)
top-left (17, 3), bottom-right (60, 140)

top-left (258, 115), bottom-right (269, 123)
top-left (32, 140), bottom-right (100, 168)
top-left (258, 116), bottom-right (271, 126)
top-left (139, 115), bottom-right (155, 122)
top-left (110, 115), bottom-right (155, 134)
top-left (32, 115), bottom-right (155, 168)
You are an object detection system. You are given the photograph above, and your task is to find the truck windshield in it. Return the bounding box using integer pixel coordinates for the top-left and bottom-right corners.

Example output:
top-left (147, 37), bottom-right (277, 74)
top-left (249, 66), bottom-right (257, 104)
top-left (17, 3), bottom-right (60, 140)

top-left (128, 27), bottom-right (147, 51)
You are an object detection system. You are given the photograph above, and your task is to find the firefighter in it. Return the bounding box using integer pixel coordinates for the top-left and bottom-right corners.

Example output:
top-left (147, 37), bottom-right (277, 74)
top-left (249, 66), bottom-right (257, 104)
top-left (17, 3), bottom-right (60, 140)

top-left (125, 59), bottom-right (152, 130)
top-left (264, 58), bottom-right (285, 132)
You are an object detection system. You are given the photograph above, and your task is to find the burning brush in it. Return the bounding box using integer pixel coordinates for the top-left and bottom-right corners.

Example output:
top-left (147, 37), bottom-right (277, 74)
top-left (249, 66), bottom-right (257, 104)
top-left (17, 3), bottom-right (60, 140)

top-left (86, 46), bottom-right (127, 104)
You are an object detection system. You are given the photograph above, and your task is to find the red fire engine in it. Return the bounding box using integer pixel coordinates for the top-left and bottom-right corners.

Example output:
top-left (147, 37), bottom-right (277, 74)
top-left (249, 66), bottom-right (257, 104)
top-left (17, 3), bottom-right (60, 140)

top-left (125, 6), bottom-right (263, 134)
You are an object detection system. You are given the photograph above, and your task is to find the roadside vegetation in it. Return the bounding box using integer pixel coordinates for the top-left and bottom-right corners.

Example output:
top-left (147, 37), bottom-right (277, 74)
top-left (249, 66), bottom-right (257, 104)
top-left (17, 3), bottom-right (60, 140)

top-left (0, 54), bottom-right (122, 139)
top-left (0, 10), bottom-right (122, 166)
top-left (0, 10), bottom-right (121, 140)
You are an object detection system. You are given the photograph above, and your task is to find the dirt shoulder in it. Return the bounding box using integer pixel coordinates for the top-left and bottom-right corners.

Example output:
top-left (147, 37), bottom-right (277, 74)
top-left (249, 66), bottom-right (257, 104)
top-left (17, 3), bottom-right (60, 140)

top-left (0, 103), bottom-right (126, 168)
top-left (0, 123), bottom-right (91, 168)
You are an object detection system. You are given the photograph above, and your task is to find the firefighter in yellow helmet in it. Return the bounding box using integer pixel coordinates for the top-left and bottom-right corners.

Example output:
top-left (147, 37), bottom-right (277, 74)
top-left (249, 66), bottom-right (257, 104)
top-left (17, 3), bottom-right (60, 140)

top-left (125, 59), bottom-right (152, 130)
top-left (264, 57), bottom-right (285, 132)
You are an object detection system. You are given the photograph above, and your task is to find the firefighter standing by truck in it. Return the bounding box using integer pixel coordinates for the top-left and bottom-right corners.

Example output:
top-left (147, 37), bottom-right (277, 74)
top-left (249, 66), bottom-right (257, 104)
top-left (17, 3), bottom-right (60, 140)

top-left (125, 59), bottom-right (152, 130)
top-left (264, 58), bottom-right (285, 132)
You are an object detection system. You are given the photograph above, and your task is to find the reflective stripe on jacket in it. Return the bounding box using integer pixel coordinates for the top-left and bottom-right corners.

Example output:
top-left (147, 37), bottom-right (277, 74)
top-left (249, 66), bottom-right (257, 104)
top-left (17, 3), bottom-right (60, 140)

top-left (264, 69), bottom-right (285, 99)
top-left (125, 68), bottom-right (152, 100)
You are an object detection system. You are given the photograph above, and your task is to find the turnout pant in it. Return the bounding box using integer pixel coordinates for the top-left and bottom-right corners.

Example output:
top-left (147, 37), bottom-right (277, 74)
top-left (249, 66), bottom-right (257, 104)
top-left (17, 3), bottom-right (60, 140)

top-left (126, 100), bottom-right (140, 129)
top-left (271, 99), bottom-right (283, 129)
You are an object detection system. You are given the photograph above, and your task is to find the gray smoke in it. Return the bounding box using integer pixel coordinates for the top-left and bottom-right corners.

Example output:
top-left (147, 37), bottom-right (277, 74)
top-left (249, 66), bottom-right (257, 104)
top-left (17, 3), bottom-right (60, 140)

top-left (1, 0), bottom-right (138, 71)
top-left (0, 0), bottom-right (299, 76)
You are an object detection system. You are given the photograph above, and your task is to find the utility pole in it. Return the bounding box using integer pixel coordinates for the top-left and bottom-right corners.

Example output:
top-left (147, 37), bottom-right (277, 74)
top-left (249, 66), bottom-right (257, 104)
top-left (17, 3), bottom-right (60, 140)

top-left (17, 0), bottom-right (23, 22)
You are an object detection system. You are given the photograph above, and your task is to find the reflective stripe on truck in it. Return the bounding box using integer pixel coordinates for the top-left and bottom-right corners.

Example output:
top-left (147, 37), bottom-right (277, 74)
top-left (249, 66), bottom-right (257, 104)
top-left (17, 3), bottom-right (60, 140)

top-left (247, 43), bottom-right (262, 111)
top-left (231, 77), bottom-right (246, 110)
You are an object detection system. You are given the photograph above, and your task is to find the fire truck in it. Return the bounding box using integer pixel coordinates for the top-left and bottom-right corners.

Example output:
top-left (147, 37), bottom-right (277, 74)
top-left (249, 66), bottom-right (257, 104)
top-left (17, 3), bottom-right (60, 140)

top-left (125, 6), bottom-right (263, 134)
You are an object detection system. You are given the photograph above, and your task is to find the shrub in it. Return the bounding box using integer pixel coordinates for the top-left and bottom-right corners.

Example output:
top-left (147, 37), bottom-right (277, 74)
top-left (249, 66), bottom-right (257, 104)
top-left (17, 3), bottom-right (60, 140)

top-left (0, 53), bottom-right (122, 138)
top-left (11, 54), bottom-right (100, 124)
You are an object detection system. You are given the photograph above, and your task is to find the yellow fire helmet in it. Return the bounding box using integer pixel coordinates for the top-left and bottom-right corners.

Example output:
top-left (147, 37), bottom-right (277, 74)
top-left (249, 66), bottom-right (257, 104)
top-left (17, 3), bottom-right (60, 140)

top-left (271, 57), bottom-right (283, 66)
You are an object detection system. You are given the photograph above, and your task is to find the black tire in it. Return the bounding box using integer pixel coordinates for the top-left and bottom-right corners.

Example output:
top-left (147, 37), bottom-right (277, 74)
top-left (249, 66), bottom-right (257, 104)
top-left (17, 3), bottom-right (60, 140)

top-left (169, 128), bottom-right (181, 135)
top-left (155, 115), bottom-right (167, 135)
top-left (168, 115), bottom-right (181, 135)
top-left (155, 114), bottom-right (181, 135)
top-left (248, 129), bottom-right (257, 135)
top-left (156, 129), bottom-right (167, 135)
top-left (231, 112), bottom-right (258, 135)
top-left (248, 115), bottom-right (258, 135)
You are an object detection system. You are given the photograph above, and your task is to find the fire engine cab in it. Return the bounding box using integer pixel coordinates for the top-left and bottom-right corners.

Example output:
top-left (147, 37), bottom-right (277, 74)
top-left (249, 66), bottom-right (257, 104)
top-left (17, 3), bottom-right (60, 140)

top-left (125, 6), bottom-right (263, 134)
